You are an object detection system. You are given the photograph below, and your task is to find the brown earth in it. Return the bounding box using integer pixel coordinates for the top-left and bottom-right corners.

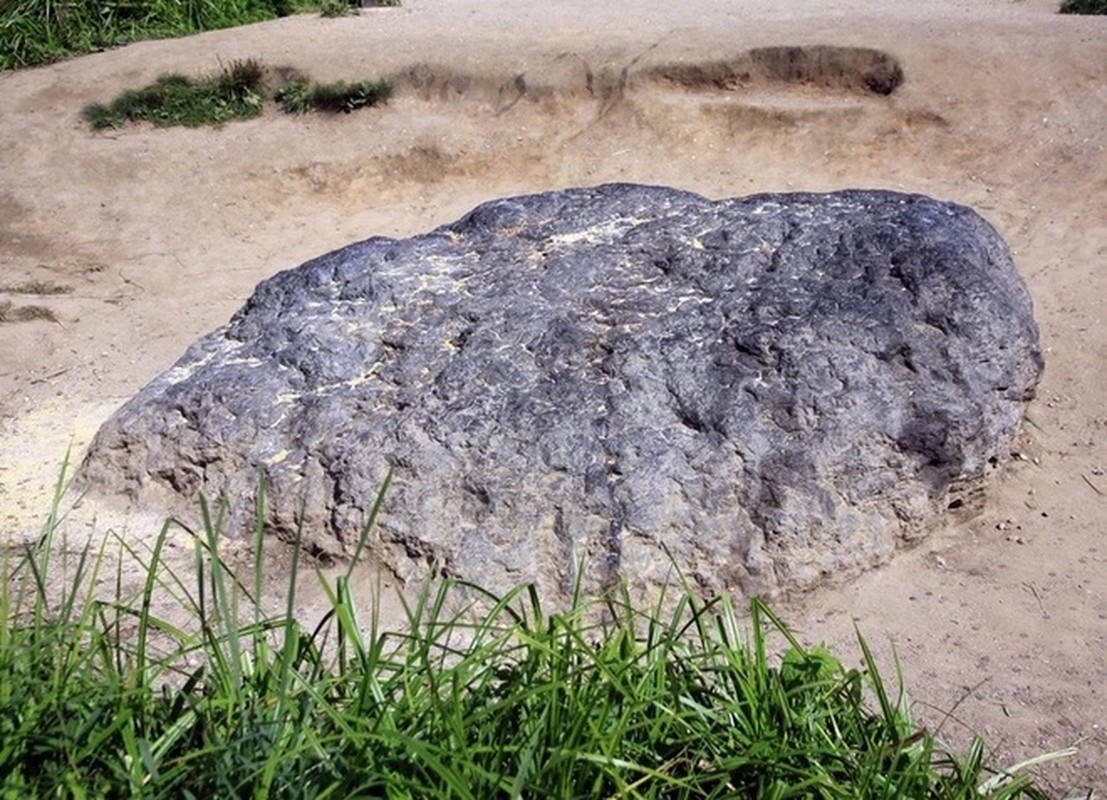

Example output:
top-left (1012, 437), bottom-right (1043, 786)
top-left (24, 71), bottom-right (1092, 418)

top-left (1, 0), bottom-right (1105, 793)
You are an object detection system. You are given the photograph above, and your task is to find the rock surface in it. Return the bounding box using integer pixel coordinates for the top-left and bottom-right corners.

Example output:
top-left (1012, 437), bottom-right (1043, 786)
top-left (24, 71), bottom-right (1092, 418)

top-left (78, 184), bottom-right (1043, 598)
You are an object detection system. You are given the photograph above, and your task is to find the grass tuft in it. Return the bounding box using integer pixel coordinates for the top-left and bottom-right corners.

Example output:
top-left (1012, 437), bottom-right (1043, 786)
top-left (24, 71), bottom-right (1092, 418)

top-left (318, 0), bottom-right (358, 17)
top-left (1, 280), bottom-right (73, 295)
top-left (1059, 0), bottom-right (1107, 12)
top-left (85, 62), bottom-right (392, 129)
top-left (275, 77), bottom-right (393, 114)
top-left (0, 472), bottom-right (1065, 797)
top-left (216, 56), bottom-right (267, 101)
top-left (83, 58), bottom-right (267, 129)
top-left (0, 300), bottom-right (58, 322)
top-left (272, 78), bottom-right (313, 113)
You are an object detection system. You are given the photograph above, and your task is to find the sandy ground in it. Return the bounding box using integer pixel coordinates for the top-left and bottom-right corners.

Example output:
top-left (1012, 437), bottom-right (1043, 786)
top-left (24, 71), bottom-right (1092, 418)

top-left (1, 0), bottom-right (1105, 792)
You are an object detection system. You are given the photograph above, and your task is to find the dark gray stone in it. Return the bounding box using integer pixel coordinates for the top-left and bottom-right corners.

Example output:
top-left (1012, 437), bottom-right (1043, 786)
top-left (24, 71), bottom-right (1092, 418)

top-left (78, 184), bottom-right (1043, 598)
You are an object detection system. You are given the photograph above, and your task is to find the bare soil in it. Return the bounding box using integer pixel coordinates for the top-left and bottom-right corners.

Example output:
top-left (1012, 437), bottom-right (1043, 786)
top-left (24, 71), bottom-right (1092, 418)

top-left (1, 0), bottom-right (1104, 793)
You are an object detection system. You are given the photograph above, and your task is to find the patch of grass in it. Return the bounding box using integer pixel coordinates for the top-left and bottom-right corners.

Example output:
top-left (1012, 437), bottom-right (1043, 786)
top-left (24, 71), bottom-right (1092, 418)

top-left (318, 0), bottom-right (358, 17)
top-left (273, 78), bottom-right (313, 113)
top-left (0, 0), bottom-right (387, 70)
top-left (270, 0), bottom-right (331, 15)
top-left (0, 469), bottom-right (1067, 797)
top-left (216, 55), bottom-right (267, 101)
top-left (1059, 0), bottom-right (1107, 12)
top-left (1, 280), bottom-right (73, 296)
top-left (83, 58), bottom-right (266, 129)
top-left (308, 79), bottom-right (393, 111)
top-left (318, 0), bottom-right (402, 12)
top-left (276, 77), bottom-right (393, 114)
top-left (0, 0), bottom-right (285, 70)
top-left (85, 62), bottom-right (392, 129)
top-left (0, 300), bottom-right (58, 322)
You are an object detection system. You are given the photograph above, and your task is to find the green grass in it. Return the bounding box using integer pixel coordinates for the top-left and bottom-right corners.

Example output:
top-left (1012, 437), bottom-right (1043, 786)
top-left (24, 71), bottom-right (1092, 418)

top-left (0, 469), bottom-right (1066, 797)
top-left (1059, 0), bottom-right (1107, 12)
top-left (318, 0), bottom-right (358, 17)
top-left (83, 58), bottom-right (267, 129)
top-left (0, 0), bottom-right (397, 71)
top-left (275, 77), bottom-right (393, 114)
top-left (84, 62), bottom-right (393, 129)
top-left (1, 280), bottom-right (73, 295)
top-left (1, 0), bottom-right (275, 71)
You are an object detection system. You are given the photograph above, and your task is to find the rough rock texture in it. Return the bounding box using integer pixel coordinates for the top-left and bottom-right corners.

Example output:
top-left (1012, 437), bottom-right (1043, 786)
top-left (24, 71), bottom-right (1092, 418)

top-left (78, 184), bottom-right (1043, 598)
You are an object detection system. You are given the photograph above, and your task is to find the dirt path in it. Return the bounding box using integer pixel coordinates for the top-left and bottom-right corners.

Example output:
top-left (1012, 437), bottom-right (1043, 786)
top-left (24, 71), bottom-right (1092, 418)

top-left (1, 0), bottom-right (1105, 791)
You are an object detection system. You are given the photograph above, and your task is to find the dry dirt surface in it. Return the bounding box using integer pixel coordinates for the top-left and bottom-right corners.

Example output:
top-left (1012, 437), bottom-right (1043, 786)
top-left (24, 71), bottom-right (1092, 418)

top-left (1, 0), bottom-right (1105, 793)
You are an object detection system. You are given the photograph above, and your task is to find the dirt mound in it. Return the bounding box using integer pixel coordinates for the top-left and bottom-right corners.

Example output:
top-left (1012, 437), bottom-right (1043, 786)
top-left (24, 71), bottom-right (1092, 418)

top-left (642, 46), bottom-right (903, 95)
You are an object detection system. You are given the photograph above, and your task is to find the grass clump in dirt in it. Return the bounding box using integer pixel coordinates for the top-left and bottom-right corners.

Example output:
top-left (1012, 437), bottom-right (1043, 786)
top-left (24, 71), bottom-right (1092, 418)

top-left (1059, 0), bottom-right (1107, 11)
top-left (83, 58), bottom-right (266, 129)
top-left (275, 77), bottom-right (393, 114)
top-left (1, 280), bottom-right (72, 295)
top-left (318, 0), bottom-right (358, 17)
top-left (84, 62), bottom-right (392, 129)
top-left (0, 300), bottom-right (58, 323)
top-left (0, 470), bottom-right (1068, 797)
top-left (318, 0), bottom-right (401, 12)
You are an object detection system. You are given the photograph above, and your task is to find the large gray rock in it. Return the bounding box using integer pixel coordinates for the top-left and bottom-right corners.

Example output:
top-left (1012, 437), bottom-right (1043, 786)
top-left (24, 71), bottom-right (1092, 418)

top-left (78, 184), bottom-right (1042, 598)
